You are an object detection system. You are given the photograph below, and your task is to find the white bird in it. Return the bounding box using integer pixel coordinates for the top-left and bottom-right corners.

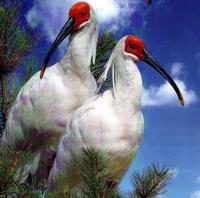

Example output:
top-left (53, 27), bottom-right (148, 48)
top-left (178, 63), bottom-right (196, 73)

top-left (2, 2), bottom-right (98, 179)
top-left (46, 35), bottom-right (184, 194)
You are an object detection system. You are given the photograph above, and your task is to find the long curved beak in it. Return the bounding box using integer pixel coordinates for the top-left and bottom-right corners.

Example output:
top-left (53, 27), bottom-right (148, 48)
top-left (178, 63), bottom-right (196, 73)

top-left (40, 17), bottom-right (75, 79)
top-left (143, 48), bottom-right (185, 106)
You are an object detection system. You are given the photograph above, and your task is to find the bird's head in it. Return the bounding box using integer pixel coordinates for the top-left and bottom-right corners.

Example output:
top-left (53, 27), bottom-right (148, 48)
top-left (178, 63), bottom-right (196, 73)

top-left (69, 2), bottom-right (92, 31)
top-left (98, 35), bottom-right (184, 106)
top-left (124, 35), bottom-right (145, 61)
top-left (40, 2), bottom-right (97, 79)
top-left (124, 35), bottom-right (184, 106)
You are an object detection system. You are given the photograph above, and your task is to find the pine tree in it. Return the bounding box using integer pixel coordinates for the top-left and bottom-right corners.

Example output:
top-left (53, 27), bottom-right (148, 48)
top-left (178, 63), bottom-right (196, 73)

top-left (130, 165), bottom-right (173, 198)
top-left (0, 0), bottom-right (33, 136)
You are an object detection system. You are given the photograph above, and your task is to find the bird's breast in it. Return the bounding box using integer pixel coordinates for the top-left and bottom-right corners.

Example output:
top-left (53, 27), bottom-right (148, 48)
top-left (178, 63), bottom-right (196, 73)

top-left (90, 108), bottom-right (144, 179)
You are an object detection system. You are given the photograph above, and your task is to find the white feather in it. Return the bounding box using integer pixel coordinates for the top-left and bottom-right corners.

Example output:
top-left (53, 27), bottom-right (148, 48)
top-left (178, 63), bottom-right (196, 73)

top-left (46, 36), bottom-right (144, 195)
top-left (2, 5), bottom-right (99, 180)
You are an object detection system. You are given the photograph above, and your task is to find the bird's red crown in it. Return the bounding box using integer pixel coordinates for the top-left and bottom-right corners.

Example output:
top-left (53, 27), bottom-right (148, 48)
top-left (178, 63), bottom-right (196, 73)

top-left (69, 2), bottom-right (90, 31)
top-left (125, 35), bottom-right (145, 60)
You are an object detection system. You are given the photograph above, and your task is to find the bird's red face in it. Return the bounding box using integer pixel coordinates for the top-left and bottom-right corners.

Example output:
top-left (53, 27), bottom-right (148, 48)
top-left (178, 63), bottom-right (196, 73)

top-left (69, 2), bottom-right (90, 31)
top-left (125, 35), bottom-right (145, 61)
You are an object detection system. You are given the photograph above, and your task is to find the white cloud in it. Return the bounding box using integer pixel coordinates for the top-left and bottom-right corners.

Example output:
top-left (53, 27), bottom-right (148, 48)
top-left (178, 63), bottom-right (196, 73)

top-left (171, 62), bottom-right (183, 77)
top-left (196, 177), bottom-right (200, 183)
top-left (172, 168), bottom-right (179, 178)
top-left (26, 0), bottom-right (69, 41)
top-left (191, 190), bottom-right (200, 198)
top-left (190, 177), bottom-right (200, 198)
top-left (156, 195), bottom-right (165, 198)
top-left (87, 0), bottom-right (120, 21)
top-left (142, 79), bottom-right (197, 107)
top-left (142, 63), bottom-right (197, 107)
top-left (26, 0), bottom-right (141, 41)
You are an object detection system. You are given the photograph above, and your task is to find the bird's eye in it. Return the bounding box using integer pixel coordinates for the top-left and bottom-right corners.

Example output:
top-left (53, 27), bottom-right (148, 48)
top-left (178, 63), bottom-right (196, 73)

top-left (80, 11), bottom-right (86, 16)
top-left (130, 43), bottom-right (137, 49)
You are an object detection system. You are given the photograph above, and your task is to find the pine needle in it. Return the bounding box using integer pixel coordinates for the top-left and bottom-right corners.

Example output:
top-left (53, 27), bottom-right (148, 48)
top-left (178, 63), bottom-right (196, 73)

top-left (73, 148), bottom-right (120, 198)
top-left (90, 30), bottom-right (117, 91)
top-left (130, 164), bottom-right (173, 198)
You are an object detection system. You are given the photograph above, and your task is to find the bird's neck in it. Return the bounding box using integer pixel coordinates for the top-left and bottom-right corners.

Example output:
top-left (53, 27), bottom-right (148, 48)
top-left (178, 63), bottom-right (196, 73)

top-left (59, 22), bottom-right (97, 77)
top-left (112, 56), bottom-right (143, 113)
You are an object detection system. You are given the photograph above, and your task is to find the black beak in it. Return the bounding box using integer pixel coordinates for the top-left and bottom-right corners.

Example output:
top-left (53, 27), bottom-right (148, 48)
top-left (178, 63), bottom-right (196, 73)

top-left (143, 48), bottom-right (185, 106)
top-left (40, 17), bottom-right (75, 79)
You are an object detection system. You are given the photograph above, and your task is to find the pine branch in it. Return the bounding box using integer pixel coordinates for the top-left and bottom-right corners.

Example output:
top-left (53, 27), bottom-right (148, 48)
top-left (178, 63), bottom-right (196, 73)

top-left (0, 147), bottom-right (44, 197)
top-left (0, 0), bottom-right (36, 135)
top-left (90, 30), bottom-right (117, 91)
top-left (0, 1), bottom-right (33, 75)
top-left (74, 148), bottom-right (121, 198)
top-left (0, 148), bottom-right (28, 194)
top-left (130, 164), bottom-right (173, 198)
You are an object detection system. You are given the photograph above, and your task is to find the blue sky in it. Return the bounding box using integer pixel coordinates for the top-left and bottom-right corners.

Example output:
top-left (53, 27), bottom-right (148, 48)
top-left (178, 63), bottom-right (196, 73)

top-left (20, 0), bottom-right (200, 197)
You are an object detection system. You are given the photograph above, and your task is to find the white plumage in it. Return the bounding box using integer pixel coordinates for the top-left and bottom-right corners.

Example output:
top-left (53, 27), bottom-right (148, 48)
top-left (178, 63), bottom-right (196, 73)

top-left (46, 34), bottom-right (184, 194)
top-left (46, 37), bottom-right (144, 194)
top-left (2, 2), bottom-right (98, 179)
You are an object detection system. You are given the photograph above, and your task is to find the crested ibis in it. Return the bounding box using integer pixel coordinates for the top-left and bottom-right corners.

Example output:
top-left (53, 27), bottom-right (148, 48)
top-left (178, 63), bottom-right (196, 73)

top-left (46, 35), bottom-right (184, 194)
top-left (2, 2), bottom-right (98, 179)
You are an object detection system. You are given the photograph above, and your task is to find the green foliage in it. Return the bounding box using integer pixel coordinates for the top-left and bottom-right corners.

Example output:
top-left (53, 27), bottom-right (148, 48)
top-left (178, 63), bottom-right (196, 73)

top-left (2, 74), bottom-right (20, 119)
top-left (130, 165), bottom-right (173, 198)
top-left (0, 147), bottom-right (47, 197)
top-left (48, 149), bottom-right (173, 198)
top-left (0, 0), bottom-right (33, 75)
top-left (91, 30), bottom-right (117, 91)
top-left (22, 58), bottom-right (37, 82)
top-left (0, 0), bottom-right (35, 135)
top-left (75, 148), bottom-right (119, 198)
top-left (0, 147), bottom-right (42, 197)
top-left (0, 146), bottom-right (173, 198)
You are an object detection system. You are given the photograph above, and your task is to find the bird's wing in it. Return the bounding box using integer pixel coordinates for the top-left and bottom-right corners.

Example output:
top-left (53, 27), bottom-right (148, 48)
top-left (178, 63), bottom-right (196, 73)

top-left (46, 97), bottom-right (103, 193)
top-left (2, 65), bottom-right (62, 148)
